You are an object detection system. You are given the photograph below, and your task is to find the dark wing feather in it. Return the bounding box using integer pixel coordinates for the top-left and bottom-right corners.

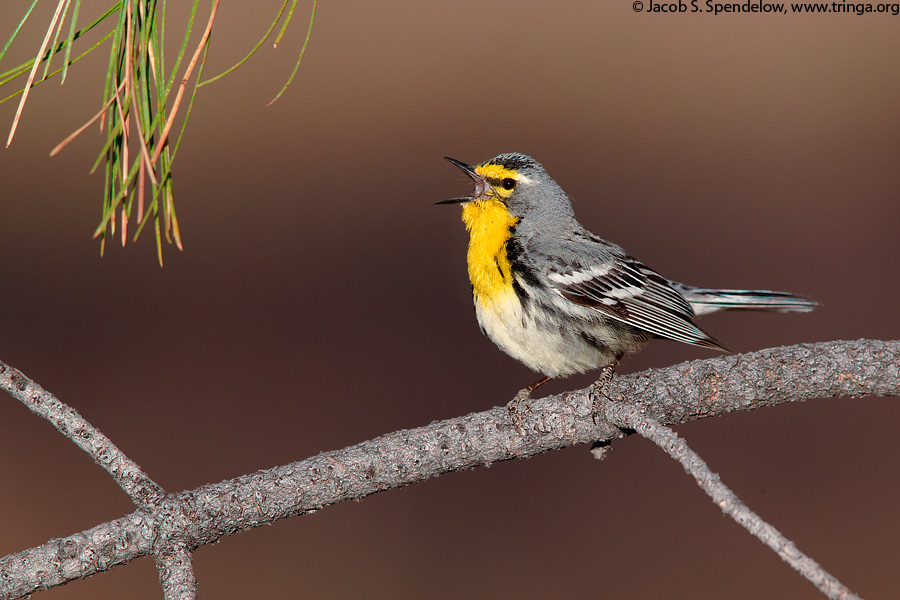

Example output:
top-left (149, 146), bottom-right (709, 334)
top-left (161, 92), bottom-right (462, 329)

top-left (550, 254), bottom-right (725, 350)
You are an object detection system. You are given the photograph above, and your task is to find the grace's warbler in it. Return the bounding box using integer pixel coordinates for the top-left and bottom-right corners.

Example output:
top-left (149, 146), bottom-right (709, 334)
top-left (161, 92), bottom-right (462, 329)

top-left (439, 153), bottom-right (816, 398)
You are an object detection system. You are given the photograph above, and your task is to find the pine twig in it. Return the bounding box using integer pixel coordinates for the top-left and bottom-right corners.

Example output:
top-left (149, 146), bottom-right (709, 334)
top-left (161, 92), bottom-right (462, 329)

top-left (0, 362), bottom-right (166, 511)
top-left (156, 544), bottom-right (197, 600)
top-left (0, 340), bottom-right (896, 599)
top-left (603, 401), bottom-right (861, 600)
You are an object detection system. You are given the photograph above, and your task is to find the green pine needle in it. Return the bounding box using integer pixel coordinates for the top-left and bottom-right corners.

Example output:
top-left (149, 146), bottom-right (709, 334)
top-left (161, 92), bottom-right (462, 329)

top-left (1, 0), bottom-right (317, 265)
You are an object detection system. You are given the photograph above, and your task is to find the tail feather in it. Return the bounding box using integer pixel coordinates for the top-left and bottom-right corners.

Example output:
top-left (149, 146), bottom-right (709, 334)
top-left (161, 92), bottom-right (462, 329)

top-left (673, 285), bottom-right (818, 317)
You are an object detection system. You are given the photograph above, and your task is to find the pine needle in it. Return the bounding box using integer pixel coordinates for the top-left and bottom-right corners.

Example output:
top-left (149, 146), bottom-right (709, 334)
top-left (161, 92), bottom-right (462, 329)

top-left (267, 0), bottom-right (315, 106)
top-left (7, 0), bottom-right (68, 147)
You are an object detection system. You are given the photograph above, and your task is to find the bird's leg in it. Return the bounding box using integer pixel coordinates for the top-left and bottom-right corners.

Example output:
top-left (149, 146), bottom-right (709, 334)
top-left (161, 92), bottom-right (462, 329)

top-left (589, 364), bottom-right (616, 395)
top-left (507, 375), bottom-right (552, 426)
top-left (588, 364), bottom-right (617, 423)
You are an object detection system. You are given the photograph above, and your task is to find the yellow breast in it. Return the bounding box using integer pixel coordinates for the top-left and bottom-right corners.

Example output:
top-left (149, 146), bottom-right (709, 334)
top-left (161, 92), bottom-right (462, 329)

top-left (461, 199), bottom-right (519, 304)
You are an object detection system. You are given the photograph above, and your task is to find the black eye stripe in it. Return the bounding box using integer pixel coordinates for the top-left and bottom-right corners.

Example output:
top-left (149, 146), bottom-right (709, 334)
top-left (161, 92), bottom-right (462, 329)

top-left (488, 177), bottom-right (518, 190)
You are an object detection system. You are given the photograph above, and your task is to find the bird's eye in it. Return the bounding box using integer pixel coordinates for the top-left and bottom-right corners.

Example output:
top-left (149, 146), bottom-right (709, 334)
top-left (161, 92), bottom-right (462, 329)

top-left (501, 178), bottom-right (517, 190)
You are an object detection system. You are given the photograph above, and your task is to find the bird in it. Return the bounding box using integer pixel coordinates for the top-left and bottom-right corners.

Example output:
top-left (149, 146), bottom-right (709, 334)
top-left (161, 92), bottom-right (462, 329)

top-left (438, 152), bottom-right (816, 402)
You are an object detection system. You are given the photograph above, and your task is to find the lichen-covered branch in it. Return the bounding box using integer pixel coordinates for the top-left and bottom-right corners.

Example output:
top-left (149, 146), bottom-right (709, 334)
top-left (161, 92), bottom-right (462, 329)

top-left (0, 340), bottom-right (897, 599)
top-left (156, 543), bottom-right (197, 600)
top-left (604, 402), bottom-right (861, 600)
top-left (0, 363), bottom-right (166, 510)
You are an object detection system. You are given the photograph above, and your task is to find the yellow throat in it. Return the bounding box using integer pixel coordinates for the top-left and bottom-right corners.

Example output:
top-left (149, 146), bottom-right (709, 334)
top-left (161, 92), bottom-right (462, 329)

top-left (461, 198), bottom-right (519, 303)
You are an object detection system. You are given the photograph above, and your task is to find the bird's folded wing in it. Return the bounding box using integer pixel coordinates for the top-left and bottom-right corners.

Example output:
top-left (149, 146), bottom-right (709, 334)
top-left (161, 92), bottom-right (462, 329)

top-left (547, 256), bottom-right (724, 349)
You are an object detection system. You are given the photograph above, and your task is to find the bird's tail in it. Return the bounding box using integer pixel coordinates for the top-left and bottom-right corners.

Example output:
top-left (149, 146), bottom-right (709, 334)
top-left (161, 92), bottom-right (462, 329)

top-left (672, 285), bottom-right (818, 317)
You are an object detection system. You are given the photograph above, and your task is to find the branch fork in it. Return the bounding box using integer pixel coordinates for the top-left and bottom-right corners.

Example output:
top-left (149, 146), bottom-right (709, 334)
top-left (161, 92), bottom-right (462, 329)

top-left (2, 339), bottom-right (897, 600)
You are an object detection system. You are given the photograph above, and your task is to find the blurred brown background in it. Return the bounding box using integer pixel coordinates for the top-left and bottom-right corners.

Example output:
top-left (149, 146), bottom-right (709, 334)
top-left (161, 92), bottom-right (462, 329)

top-left (1, 1), bottom-right (899, 598)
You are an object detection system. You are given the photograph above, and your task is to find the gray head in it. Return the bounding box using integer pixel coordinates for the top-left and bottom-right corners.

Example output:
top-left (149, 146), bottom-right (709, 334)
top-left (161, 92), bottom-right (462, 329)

top-left (439, 153), bottom-right (576, 227)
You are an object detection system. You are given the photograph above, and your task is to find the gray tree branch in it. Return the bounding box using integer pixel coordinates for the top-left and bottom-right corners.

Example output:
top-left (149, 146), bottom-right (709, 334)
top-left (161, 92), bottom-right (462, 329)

top-left (0, 362), bottom-right (198, 599)
top-left (156, 544), bottom-right (197, 600)
top-left (1, 339), bottom-right (897, 599)
top-left (603, 402), bottom-right (860, 600)
top-left (0, 364), bottom-right (166, 511)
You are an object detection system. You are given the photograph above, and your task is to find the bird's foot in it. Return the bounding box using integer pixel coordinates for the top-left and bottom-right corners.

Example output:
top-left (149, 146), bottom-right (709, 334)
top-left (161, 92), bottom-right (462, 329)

top-left (507, 387), bottom-right (534, 417)
top-left (507, 376), bottom-right (551, 433)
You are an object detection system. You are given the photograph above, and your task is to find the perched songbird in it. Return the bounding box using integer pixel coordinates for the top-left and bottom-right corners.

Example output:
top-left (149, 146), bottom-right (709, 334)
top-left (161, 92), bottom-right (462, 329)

top-left (439, 153), bottom-right (816, 400)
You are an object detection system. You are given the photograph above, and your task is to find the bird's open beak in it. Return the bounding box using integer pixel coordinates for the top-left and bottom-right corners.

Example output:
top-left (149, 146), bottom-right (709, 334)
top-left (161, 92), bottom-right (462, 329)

top-left (437, 157), bottom-right (489, 205)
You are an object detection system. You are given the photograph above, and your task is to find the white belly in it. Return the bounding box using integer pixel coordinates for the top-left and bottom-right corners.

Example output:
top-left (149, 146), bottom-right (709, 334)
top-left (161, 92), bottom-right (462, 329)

top-left (473, 289), bottom-right (624, 378)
